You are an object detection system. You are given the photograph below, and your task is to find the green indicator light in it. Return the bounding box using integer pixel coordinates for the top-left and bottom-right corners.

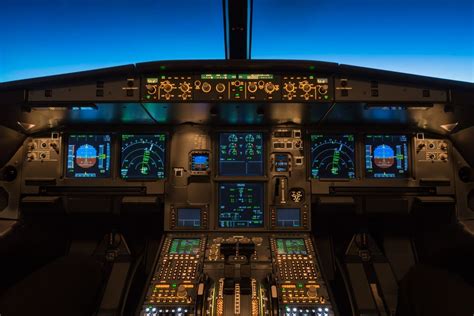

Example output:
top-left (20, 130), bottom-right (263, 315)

top-left (282, 288), bottom-right (286, 292)
top-left (236, 93), bottom-right (240, 97)
top-left (324, 95), bottom-right (329, 99)
top-left (309, 76), bottom-right (314, 79)
top-left (159, 65), bottom-right (166, 70)
top-left (147, 78), bottom-right (158, 84)
top-left (172, 283), bottom-right (177, 288)
top-left (298, 283), bottom-right (303, 288)
top-left (161, 76), bottom-right (165, 79)
top-left (309, 65), bottom-right (315, 70)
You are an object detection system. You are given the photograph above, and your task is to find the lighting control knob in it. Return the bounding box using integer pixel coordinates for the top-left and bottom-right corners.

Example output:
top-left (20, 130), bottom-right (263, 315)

top-left (417, 143), bottom-right (426, 151)
top-left (145, 84), bottom-right (157, 95)
top-left (265, 82), bottom-right (276, 94)
top-left (179, 82), bottom-right (191, 93)
top-left (440, 153), bottom-right (448, 161)
top-left (317, 85), bottom-right (328, 95)
top-left (202, 82), bottom-right (212, 93)
top-left (248, 82), bottom-right (258, 93)
top-left (307, 286), bottom-right (318, 298)
top-left (284, 82), bottom-right (296, 93)
top-left (177, 285), bottom-right (187, 298)
top-left (216, 83), bottom-right (226, 93)
top-left (302, 83), bottom-right (312, 93)
top-left (163, 82), bottom-right (173, 93)
top-left (440, 142), bottom-right (448, 151)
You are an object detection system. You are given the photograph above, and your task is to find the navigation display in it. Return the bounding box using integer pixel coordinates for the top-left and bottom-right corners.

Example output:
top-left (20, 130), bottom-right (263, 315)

top-left (218, 182), bottom-right (264, 228)
top-left (219, 132), bottom-right (264, 176)
top-left (177, 208), bottom-right (201, 228)
top-left (277, 208), bottom-right (301, 227)
top-left (276, 239), bottom-right (307, 255)
top-left (168, 239), bottom-right (201, 255)
top-left (365, 135), bottom-right (409, 178)
top-left (120, 134), bottom-right (166, 179)
top-left (310, 134), bottom-right (356, 179)
top-left (66, 134), bottom-right (111, 178)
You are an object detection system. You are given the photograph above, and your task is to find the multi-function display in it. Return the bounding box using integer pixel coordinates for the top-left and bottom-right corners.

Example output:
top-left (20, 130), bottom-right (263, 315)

top-left (276, 208), bottom-right (301, 228)
top-left (168, 239), bottom-right (201, 255)
top-left (365, 135), bottom-right (409, 178)
top-left (219, 132), bottom-right (264, 176)
top-left (66, 134), bottom-right (111, 178)
top-left (275, 239), bottom-right (307, 255)
top-left (177, 208), bottom-right (201, 228)
top-left (218, 182), bottom-right (264, 228)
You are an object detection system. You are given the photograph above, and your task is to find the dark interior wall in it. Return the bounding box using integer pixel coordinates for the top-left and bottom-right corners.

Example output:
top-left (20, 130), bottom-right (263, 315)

top-left (0, 126), bottom-right (25, 169)
top-left (452, 126), bottom-right (474, 167)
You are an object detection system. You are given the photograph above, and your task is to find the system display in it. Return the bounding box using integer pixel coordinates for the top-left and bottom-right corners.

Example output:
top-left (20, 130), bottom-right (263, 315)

top-left (310, 134), bottom-right (356, 179)
top-left (66, 134), bottom-right (111, 178)
top-left (177, 208), bottom-right (201, 228)
top-left (276, 208), bottom-right (301, 227)
top-left (365, 135), bottom-right (409, 178)
top-left (276, 239), bottom-right (307, 255)
top-left (169, 239), bottom-right (201, 255)
top-left (218, 183), bottom-right (264, 228)
top-left (120, 134), bottom-right (166, 179)
top-left (219, 133), bottom-right (264, 176)
top-left (190, 152), bottom-right (210, 173)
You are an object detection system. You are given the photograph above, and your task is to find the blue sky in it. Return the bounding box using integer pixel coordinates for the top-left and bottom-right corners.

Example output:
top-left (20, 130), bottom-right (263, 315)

top-left (1, 0), bottom-right (473, 82)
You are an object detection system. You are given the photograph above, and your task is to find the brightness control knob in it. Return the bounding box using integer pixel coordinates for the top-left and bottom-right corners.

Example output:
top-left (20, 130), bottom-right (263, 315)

top-left (284, 82), bottom-right (296, 93)
top-left (302, 82), bottom-right (312, 93)
top-left (216, 83), bottom-right (226, 93)
top-left (162, 82), bottom-right (173, 93)
top-left (179, 82), bottom-right (191, 93)
top-left (248, 82), bottom-right (258, 93)
top-left (177, 285), bottom-right (188, 298)
top-left (201, 82), bottom-right (212, 93)
top-left (264, 82), bottom-right (276, 94)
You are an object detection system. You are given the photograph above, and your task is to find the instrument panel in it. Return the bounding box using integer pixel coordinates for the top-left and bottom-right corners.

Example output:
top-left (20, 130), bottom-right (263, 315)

top-left (21, 127), bottom-right (454, 232)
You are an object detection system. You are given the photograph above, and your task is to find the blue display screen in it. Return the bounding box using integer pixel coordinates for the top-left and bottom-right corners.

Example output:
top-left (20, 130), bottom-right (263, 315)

top-left (177, 208), bottom-right (201, 228)
top-left (66, 134), bottom-right (111, 178)
top-left (365, 135), bottom-right (409, 178)
top-left (191, 152), bottom-right (209, 172)
top-left (277, 208), bottom-right (301, 227)
top-left (120, 134), bottom-right (166, 179)
top-left (218, 183), bottom-right (264, 228)
top-left (310, 134), bottom-right (356, 179)
top-left (219, 133), bottom-right (264, 176)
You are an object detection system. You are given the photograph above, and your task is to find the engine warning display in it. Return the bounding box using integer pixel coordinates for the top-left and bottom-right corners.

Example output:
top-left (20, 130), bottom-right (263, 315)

top-left (66, 134), bottom-right (111, 178)
top-left (219, 132), bottom-right (264, 176)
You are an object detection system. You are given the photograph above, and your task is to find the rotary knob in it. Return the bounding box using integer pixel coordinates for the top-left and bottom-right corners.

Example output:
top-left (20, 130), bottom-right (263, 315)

top-left (177, 284), bottom-right (187, 298)
top-left (201, 82), bottom-right (212, 93)
top-left (440, 153), bottom-right (448, 161)
top-left (284, 82), bottom-right (296, 93)
top-left (216, 83), bottom-right (226, 93)
top-left (179, 82), bottom-right (191, 93)
top-left (302, 82), bottom-right (312, 93)
top-left (162, 82), bottom-right (173, 93)
top-left (264, 82), bottom-right (276, 94)
top-left (439, 142), bottom-right (448, 151)
top-left (318, 85), bottom-right (328, 95)
top-left (307, 286), bottom-right (318, 298)
top-left (248, 82), bottom-right (258, 93)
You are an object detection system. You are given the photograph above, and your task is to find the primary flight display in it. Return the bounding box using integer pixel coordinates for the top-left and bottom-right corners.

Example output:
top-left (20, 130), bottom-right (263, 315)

top-left (365, 135), bottom-right (409, 178)
top-left (66, 134), bottom-right (111, 178)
